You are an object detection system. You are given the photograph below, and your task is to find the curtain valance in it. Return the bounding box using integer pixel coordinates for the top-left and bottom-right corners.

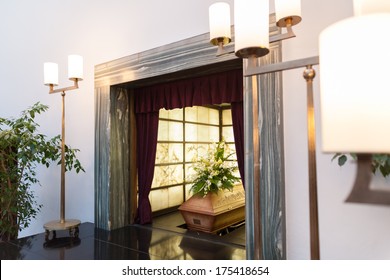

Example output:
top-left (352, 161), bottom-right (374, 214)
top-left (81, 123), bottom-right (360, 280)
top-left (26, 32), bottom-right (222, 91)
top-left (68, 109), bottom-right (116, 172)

top-left (134, 69), bottom-right (243, 113)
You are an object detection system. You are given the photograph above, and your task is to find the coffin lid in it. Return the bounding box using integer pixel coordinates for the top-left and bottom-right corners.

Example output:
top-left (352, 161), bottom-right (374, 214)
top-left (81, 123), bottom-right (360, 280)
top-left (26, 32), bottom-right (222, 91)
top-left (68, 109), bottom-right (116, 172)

top-left (179, 184), bottom-right (245, 216)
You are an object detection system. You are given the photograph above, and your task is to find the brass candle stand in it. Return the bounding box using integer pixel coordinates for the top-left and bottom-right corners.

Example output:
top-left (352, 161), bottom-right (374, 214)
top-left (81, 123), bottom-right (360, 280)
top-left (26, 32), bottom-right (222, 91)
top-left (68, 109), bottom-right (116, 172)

top-left (43, 77), bottom-right (81, 241)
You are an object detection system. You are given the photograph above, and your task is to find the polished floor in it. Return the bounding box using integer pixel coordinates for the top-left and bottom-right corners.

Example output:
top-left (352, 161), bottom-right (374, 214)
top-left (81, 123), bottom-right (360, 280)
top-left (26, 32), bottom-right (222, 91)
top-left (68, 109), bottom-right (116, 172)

top-left (0, 212), bottom-right (246, 260)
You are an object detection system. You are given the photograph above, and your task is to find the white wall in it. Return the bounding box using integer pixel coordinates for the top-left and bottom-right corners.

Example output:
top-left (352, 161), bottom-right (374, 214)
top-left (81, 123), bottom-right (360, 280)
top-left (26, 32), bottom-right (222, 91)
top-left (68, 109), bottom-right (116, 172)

top-left (1, 0), bottom-right (389, 259)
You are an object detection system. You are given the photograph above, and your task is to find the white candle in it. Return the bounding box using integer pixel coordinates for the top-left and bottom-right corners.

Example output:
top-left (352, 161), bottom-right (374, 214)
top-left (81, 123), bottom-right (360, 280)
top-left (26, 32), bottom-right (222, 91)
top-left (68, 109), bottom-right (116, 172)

top-left (319, 14), bottom-right (390, 153)
top-left (234, 0), bottom-right (269, 57)
top-left (44, 62), bottom-right (58, 86)
top-left (209, 2), bottom-right (231, 44)
top-left (68, 55), bottom-right (83, 81)
top-left (354, 0), bottom-right (390, 16)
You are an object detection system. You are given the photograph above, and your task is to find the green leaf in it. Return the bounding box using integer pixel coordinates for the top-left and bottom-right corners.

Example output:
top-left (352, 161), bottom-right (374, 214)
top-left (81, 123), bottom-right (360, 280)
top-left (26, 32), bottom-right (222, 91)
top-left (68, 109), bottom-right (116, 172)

top-left (338, 155), bottom-right (347, 166)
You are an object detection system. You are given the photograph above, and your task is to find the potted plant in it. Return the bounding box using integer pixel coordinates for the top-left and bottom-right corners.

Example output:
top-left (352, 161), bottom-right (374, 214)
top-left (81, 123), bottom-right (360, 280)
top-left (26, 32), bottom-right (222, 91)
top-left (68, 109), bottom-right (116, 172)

top-left (179, 140), bottom-right (245, 233)
top-left (0, 102), bottom-right (84, 241)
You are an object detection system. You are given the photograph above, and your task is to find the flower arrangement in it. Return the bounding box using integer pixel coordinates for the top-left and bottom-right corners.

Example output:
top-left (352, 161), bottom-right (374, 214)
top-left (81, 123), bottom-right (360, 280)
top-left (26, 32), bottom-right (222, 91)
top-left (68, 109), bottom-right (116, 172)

top-left (189, 140), bottom-right (240, 197)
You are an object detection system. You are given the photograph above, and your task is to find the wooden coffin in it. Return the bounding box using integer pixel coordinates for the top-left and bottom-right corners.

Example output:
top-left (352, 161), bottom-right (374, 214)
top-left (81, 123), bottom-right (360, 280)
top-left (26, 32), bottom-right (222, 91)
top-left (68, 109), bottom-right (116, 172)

top-left (178, 184), bottom-right (245, 234)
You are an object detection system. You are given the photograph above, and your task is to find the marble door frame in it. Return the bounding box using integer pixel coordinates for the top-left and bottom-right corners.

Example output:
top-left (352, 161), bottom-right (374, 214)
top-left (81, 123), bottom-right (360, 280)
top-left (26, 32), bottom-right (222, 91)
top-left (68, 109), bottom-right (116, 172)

top-left (94, 14), bottom-right (285, 260)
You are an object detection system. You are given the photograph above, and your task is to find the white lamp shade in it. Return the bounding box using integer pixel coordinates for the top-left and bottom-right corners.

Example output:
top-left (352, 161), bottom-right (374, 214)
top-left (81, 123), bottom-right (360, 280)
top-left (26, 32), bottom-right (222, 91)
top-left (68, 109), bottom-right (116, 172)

top-left (354, 0), bottom-right (390, 16)
top-left (68, 55), bottom-right (83, 81)
top-left (234, 0), bottom-right (269, 56)
top-left (44, 62), bottom-right (58, 86)
top-left (319, 14), bottom-right (390, 153)
top-left (209, 2), bottom-right (231, 44)
top-left (275, 0), bottom-right (301, 25)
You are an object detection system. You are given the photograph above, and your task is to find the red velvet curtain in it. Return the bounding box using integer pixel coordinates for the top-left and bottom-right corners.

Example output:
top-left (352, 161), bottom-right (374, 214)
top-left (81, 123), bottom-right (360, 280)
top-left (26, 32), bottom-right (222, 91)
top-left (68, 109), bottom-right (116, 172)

top-left (231, 101), bottom-right (245, 187)
top-left (135, 111), bottom-right (159, 224)
top-left (134, 69), bottom-right (243, 224)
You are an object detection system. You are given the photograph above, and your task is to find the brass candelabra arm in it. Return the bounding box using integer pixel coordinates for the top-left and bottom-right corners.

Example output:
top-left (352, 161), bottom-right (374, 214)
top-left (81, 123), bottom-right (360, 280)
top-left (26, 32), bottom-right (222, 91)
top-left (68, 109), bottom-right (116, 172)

top-left (49, 79), bottom-right (80, 94)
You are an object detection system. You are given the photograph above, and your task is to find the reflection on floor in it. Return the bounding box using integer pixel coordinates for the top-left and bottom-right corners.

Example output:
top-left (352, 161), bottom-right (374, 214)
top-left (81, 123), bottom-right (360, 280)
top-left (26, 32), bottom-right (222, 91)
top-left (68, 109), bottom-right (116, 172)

top-left (0, 212), bottom-right (246, 260)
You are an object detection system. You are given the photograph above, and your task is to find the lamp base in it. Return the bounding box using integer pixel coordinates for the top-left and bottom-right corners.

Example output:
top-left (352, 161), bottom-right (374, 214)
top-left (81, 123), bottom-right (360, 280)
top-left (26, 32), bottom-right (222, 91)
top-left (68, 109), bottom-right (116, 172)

top-left (43, 219), bottom-right (81, 241)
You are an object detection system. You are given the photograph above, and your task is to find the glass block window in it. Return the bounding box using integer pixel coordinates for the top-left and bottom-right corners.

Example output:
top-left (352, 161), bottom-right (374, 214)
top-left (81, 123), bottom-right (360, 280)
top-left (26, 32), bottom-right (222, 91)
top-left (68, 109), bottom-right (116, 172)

top-left (149, 105), bottom-right (240, 213)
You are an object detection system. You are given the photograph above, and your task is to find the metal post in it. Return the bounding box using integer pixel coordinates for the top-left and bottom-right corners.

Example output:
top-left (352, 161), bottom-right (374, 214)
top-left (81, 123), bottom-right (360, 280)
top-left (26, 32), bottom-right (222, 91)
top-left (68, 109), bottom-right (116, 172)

top-left (303, 65), bottom-right (320, 260)
top-left (245, 56), bottom-right (263, 260)
top-left (60, 92), bottom-right (66, 223)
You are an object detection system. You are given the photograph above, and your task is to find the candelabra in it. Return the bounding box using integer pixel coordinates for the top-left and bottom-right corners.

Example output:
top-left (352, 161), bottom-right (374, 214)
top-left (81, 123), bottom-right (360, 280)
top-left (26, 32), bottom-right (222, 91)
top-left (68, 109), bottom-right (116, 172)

top-left (42, 55), bottom-right (83, 240)
top-left (208, 0), bottom-right (321, 260)
top-left (320, 0), bottom-right (390, 205)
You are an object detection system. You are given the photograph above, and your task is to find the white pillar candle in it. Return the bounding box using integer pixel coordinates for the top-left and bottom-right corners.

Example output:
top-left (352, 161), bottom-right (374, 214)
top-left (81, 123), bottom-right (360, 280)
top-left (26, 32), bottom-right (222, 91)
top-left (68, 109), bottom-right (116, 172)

top-left (354, 0), bottom-right (390, 16)
top-left (319, 14), bottom-right (390, 153)
top-left (234, 0), bottom-right (269, 57)
top-left (68, 55), bottom-right (83, 81)
top-left (209, 2), bottom-right (231, 44)
top-left (44, 62), bottom-right (58, 86)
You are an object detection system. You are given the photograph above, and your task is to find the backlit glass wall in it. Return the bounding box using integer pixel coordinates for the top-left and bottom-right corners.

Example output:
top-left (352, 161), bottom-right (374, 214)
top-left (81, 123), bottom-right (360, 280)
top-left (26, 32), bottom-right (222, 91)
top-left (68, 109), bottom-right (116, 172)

top-left (149, 105), bottom-right (239, 212)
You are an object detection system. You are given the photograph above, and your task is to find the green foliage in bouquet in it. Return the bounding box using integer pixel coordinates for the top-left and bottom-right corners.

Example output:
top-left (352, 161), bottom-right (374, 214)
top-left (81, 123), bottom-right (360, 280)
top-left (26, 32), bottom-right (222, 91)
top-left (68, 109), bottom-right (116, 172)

top-left (190, 140), bottom-right (240, 197)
